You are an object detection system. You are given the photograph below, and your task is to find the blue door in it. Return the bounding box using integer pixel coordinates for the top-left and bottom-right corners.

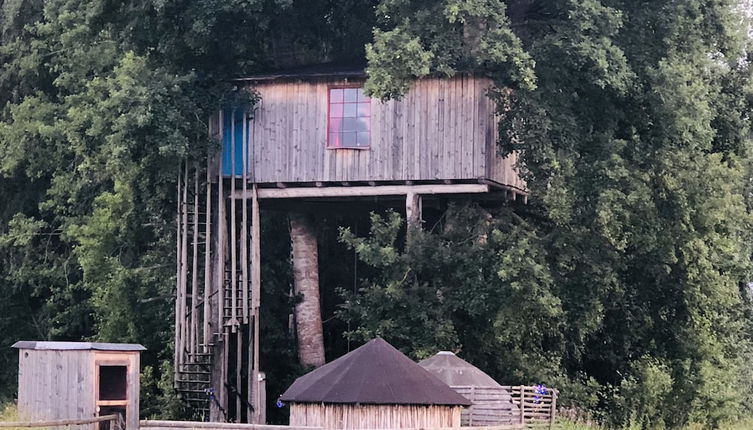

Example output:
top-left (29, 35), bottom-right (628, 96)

top-left (221, 107), bottom-right (248, 177)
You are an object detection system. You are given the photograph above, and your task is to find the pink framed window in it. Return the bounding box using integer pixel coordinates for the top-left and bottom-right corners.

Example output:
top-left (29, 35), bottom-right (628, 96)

top-left (328, 87), bottom-right (371, 148)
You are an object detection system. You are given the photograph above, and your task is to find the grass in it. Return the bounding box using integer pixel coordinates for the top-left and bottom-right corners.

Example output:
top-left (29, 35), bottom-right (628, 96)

top-left (0, 402), bottom-right (26, 430)
top-left (557, 418), bottom-right (753, 430)
top-left (0, 402), bottom-right (18, 422)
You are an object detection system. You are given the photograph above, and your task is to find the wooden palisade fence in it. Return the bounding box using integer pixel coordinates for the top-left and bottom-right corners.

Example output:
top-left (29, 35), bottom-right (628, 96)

top-left (452, 385), bottom-right (558, 429)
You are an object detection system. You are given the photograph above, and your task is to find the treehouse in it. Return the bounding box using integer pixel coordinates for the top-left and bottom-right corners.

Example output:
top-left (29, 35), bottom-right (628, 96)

top-left (172, 67), bottom-right (526, 423)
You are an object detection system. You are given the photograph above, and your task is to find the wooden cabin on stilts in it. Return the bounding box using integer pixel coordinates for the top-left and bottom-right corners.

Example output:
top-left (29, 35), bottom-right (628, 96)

top-left (173, 66), bottom-right (526, 423)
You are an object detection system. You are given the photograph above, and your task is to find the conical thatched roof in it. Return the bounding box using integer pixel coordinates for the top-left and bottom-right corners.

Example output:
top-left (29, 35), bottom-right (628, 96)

top-left (280, 338), bottom-right (471, 406)
top-left (418, 351), bottom-right (501, 387)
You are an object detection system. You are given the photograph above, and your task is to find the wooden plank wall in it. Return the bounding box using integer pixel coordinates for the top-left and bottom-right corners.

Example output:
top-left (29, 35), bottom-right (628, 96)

top-left (289, 404), bottom-right (461, 430)
top-left (484, 90), bottom-right (526, 191)
top-left (17, 350), bottom-right (95, 430)
top-left (246, 76), bottom-right (520, 185)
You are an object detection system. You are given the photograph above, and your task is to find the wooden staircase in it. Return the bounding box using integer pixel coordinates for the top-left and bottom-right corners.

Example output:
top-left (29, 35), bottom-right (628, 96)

top-left (174, 152), bottom-right (262, 423)
top-left (176, 348), bottom-right (214, 417)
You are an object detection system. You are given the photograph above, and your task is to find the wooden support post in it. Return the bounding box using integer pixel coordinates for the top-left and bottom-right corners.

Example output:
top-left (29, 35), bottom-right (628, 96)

top-left (191, 167), bottom-right (200, 355)
top-left (549, 390), bottom-right (557, 429)
top-left (236, 330), bottom-right (242, 421)
top-left (221, 331), bottom-right (229, 421)
top-left (242, 110), bottom-right (249, 325)
top-left (406, 192), bottom-right (422, 227)
top-left (218, 110), bottom-right (226, 330)
top-left (230, 110), bottom-right (238, 330)
top-left (180, 167), bottom-right (189, 361)
top-left (203, 153), bottom-right (212, 353)
top-left (519, 386), bottom-right (525, 427)
top-left (174, 168), bottom-right (182, 385)
top-left (251, 185), bottom-right (262, 423)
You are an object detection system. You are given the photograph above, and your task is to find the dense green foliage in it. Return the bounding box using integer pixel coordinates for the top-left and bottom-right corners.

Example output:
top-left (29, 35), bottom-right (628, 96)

top-left (0, 0), bottom-right (378, 416)
top-left (357, 0), bottom-right (753, 428)
top-left (1, 0), bottom-right (752, 428)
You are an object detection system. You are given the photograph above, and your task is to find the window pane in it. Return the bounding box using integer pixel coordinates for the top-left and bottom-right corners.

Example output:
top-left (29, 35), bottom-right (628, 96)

top-left (342, 132), bottom-right (357, 146)
top-left (342, 118), bottom-right (358, 132)
top-left (330, 88), bottom-right (344, 103)
top-left (357, 117), bottom-right (369, 132)
top-left (344, 88), bottom-right (358, 103)
top-left (329, 117), bottom-right (342, 133)
top-left (357, 102), bottom-right (370, 117)
top-left (330, 103), bottom-right (344, 118)
top-left (343, 103), bottom-right (357, 117)
top-left (329, 132), bottom-right (341, 147)
top-left (357, 88), bottom-right (370, 102)
top-left (357, 132), bottom-right (370, 146)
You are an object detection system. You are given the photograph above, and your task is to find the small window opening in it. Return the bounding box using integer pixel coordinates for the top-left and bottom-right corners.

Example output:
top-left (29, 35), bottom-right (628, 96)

top-left (328, 87), bottom-right (371, 148)
top-left (99, 365), bottom-right (127, 401)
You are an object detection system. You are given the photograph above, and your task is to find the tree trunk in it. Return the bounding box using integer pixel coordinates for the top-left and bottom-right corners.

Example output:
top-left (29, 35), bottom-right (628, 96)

top-left (288, 212), bottom-right (326, 367)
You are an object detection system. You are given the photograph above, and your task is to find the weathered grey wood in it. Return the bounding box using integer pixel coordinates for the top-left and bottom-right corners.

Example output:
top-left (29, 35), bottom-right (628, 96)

top-left (242, 109), bottom-right (249, 326)
top-left (242, 76), bottom-right (522, 188)
top-left (139, 421), bottom-right (320, 430)
top-left (174, 170), bottom-right (182, 382)
top-left (15, 346), bottom-right (142, 430)
top-left (0, 414), bottom-right (121, 428)
top-left (230, 112), bottom-right (238, 329)
top-left (191, 167), bottom-right (200, 354)
top-left (217, 111), bottom-right (225, 330)
top-left (251, 185), bottom-right (262, 423)
top-left (180, 167), bottom-right (189, 361)
top-left (232, 184), bottom-right (489, 199)
top-left (203, 155), bottom-right (212, 353)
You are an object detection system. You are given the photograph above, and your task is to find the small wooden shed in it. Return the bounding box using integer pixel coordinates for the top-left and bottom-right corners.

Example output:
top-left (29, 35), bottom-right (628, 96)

top-left (13, 341), bottom-right (145, 430)
top-left (280, 338), bottom-right (471, 429)
top-left (419, 352), bottom-right (518, 426)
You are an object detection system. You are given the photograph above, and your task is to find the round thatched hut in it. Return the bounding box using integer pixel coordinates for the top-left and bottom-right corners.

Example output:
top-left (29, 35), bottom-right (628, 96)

top-left (280, 338), bottom-right (471, 429)
top-left (419, 351), bottom-right (518, 426)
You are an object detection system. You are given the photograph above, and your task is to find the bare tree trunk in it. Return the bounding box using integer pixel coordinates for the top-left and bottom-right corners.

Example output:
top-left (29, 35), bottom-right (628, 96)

top-left (289, 213), bottom-right (326, 367)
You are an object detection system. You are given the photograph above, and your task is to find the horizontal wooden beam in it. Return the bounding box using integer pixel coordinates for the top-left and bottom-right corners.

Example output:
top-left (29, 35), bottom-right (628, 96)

top-left (140, 420), bottom-right (321, 430)
top-left (0, 414), bottom-right (120, 428)
top-left (232, 184), bottom-right (490, 199)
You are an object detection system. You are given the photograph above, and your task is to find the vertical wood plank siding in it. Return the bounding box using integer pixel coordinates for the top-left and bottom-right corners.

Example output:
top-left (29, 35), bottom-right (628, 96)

top-left (289, 404), bottom-right (461, 429)
top-left (17, 350), bottom-right (97, 430)
top-left (246, 76), bottom-right (525, 190)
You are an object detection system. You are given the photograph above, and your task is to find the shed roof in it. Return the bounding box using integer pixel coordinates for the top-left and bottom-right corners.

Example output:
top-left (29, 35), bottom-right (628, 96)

top-left (418, 351), bottom-right (501, 388)
top-left (235, 63), bottom-right (366, 82)
top-left (280, 338), bottom-right (471, 406)
top-left (12, 341), bottom-right (146, 351)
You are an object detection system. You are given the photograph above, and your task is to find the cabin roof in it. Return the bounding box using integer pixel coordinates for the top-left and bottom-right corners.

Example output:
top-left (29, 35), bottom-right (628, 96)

top-left (418, 351), bottom-right (502, 388)
top-left (235, 63), bottom-right (367, 82)
top-left (280, 338), bottom-right (471, 406)
top-left (12, 341), bottom-right (146, 351)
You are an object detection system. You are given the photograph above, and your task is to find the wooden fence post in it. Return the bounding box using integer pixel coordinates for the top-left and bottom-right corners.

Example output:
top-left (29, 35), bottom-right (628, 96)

top-left (519, 385), bottom-right (525, 428)
top-left (549, 390), bottom-right (557, 430)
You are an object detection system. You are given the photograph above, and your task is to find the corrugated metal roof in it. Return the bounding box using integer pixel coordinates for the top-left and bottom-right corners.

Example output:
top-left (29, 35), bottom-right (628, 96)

top-left (12, 341), bottom-right (146, 351)
top-left (280, 338), bottom-right (471, 406)
top-left (418, 351), bottom-right (501, 388)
